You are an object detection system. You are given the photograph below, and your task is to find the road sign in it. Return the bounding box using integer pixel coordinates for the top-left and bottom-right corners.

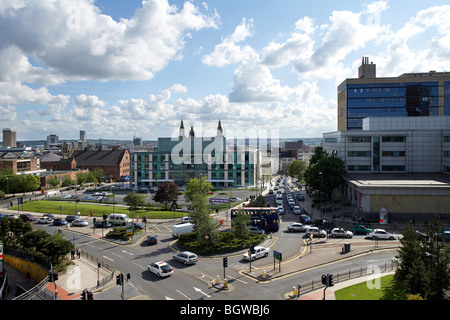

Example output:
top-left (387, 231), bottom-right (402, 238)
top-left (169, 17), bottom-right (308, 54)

top-left (209, 198), bottom-right (230, 203)
top-left (273, 250), bottom-right (282, 261)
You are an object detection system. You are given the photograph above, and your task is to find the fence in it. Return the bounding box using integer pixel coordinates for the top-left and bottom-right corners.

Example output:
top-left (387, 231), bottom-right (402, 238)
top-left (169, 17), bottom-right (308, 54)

top-left (294, 259), bottom-right (399, 298)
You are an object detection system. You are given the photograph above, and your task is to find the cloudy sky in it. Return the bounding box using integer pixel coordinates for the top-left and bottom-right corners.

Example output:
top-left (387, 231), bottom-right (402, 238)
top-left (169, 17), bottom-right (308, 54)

top-left (1, 0), bottom-right (450, 141)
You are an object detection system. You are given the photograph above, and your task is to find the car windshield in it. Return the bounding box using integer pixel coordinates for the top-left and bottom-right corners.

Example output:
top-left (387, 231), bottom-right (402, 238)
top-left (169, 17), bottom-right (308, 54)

top-left (161, 265), bottom-right (172, 272)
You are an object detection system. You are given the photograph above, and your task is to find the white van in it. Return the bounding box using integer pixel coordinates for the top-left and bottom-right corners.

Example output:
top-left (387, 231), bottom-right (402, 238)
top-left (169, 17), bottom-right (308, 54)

top-left (109, 214), bottom-right (130, 226)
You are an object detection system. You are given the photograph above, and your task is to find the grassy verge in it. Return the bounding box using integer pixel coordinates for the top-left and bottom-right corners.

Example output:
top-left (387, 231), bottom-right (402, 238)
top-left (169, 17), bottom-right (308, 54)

top-left (334, 274), bottom-right (409, 300)
top-left (12, 200), bottom-right (188, 219)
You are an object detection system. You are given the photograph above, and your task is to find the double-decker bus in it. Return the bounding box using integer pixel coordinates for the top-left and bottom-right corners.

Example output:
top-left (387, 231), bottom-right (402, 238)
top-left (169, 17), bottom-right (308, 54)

top-left (230, 207), bottom-right (280, 232)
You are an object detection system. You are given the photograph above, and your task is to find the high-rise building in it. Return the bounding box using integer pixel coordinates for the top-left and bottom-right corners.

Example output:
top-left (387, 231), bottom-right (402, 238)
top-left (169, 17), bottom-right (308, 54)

top-left (337, 57), bottom-right (450, 131)
top-left (80, 130), bottom-right (86, 142)
top-left (2, 128), bottom-right (16, 148)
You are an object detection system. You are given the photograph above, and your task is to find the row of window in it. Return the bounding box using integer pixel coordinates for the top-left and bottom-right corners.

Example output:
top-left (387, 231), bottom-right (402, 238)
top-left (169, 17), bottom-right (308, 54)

top-left (347, 151), bottom-right (406, 157)
top-left (347, 136), bottom-right (406, 143)
top-left (347, 165), bottom-right (406, 171)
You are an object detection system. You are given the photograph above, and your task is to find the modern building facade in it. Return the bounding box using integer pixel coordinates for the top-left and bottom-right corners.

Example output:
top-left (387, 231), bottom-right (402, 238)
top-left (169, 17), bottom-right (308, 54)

top-left (338, 57), bottom-right (450, 131)
top-left (131, 120), bottom-right (261, 189)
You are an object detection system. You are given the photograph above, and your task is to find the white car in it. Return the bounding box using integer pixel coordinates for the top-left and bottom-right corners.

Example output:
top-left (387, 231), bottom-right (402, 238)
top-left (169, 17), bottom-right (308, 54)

top-left (173, 251), bottom-right (199, 265)
top-left (293, 206), bottom-right (301, 214)
top-left (148, 261), bottom-right (173, 277)
top-left (277, 206), bottom-right (284, 214)
top-left (330, 228), bottom-right (353, 238)
top-left (276, 193), bottom-right (283, 200)
top-left (242, 246), bottom-right (270, 261)
top-left (287, 223), bottom-right (306, 232)
top-left (305, 227), bottom-right (327, 238)
top-left (249, 226), bottom-right (264, 234)
top-left (37, 217), bottom-right (53, 224)
top-left (72, 219), bottom-right (89, 227)
top-left (368, 229), bottom-right (396, 240)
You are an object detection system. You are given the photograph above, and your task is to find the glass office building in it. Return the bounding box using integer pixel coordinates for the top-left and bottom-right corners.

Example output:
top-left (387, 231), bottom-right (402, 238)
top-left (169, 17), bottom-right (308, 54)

top-left (130, 121), bottom-right (261, 189)
top-left (338, 57), bottom-right (450, 131)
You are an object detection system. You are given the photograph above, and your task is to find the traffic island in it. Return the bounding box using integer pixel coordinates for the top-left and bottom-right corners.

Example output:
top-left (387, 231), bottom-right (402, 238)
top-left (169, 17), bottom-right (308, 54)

top-left (208, 279), bottom-right (235, 293)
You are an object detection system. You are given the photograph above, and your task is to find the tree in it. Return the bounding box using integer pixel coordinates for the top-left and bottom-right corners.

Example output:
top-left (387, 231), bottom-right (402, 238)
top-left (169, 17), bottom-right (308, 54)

top-left (92, 168), bottom-right (104, 185)
top-left (305, 156), bottom-right (345, 197)
top-left (184, 177), bottom-right (218, 244)
top-left (47, 175), bottom-right (60, 189)
top-left (309, 146), bottom-right (328, 165)
top-left (288, 160), bottom-right (307, 181)
top-left (61, 175), bottom-right (75, 187)
top-left (76, 171), bottom-right (87, 186)
top-left (153, 181), bottom-right (180, 210)
top-left (124, 192), bottom-right (146, 209)
top-left (41, 232), bottom-right (74, 264)
top-left (232, 211), bottom-right (250, 238)
top-left (249, 194), bottom-right (267, 207)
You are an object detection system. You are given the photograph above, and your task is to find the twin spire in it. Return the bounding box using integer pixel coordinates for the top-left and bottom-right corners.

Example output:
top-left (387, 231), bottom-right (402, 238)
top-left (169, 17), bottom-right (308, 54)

top-left (179, 119), bottom-right (223, 138)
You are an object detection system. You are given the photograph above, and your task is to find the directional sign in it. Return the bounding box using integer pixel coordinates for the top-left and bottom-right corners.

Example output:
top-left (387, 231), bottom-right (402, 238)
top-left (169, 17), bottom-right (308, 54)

top-left (209, 198), bottom-right (230, 204)
top-left (273, 250), bottom-right (282, 261)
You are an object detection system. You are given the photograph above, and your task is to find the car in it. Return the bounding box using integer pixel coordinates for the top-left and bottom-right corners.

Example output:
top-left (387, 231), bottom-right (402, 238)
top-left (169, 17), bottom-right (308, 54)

top-left (147, 261), bottom-right (173, 277)
top-left (53, 218), bottom-right (67, 226)
top-left (72, 219), bottom-right (89, 227)
top-left (94, 220), bottom-right (112, 228)
top-left (65, 215), bottom-right (78, 222)
top-left (277, 206), bottom-right (284, 214)
top-left (293, 206), bottom-right (301, 214)
top-left (173, 251), bottom-right (199, 265)
top-left (230, 197), bottom-right (241, 202)
top-left (330, 228), bottom-right (353, 238)
top-left (249, 226), bottom-right (264, 234)
top-left (367, 229), bottom-right (396, 240)
top-left (37, 217), bottom-right (53, 224)
top-left (300, 214), bottom-right (312, 224)
top-left (60, 194), bottom-right (72, 199)
top-left (351, 224), bottom-right (373, 235)
top-left (181, 216), bottom-right (192, 223)
top-left (82, 196), bottom-right (93, 201)
top-left (296, 194), bottom-right (304, 201)
top-left (20, 214), bottom-right (36, 222)
top-left (305, 227), bottom-right (327, 238)
top-left (6, 214), bottom-right (19, 219)
top-left (287, 223), bottom-right (306, 232)
top-left (147, 234), bottom-right (158, 245)
top-left (133, 222), bottom-right (144, 229)
top-left (242, 246), bottom-right (270, 261)
top-left (276, 193), bottom-right (283, 200)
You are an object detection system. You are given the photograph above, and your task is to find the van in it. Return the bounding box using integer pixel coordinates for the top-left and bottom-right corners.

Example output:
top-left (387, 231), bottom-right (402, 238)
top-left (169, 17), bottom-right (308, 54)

top-left (172, 223), bottom-right (194, 238)
top-left (109, 214), bottom-right (130, 226)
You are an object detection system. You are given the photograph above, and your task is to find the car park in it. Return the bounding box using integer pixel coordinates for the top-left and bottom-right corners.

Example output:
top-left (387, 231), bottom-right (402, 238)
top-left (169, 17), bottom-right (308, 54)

top-left (330, 228), bottom-right (353, 238)
top-left (305, 227), bottom-right (327, 238)
top-left (351, 224), bottom-right (373, 235)
top-left (72, 219), bottom-right (89, 227)
top-left (287, 223), bottom-right (306, 232)
top-left (367, 229), bottom-right (396, 240)
top-left (173, 251), bottom-right (199, 265)
top-left (148, 261), bottom-right (173, 277)
top-left (53, 218), bottom-right (67, 226)
top-left (242, 246), bottom-right (270, 261)
top-left (293, 206), bottom-right (301, 214)
top-left (147, 234), bottom-right (158, 245)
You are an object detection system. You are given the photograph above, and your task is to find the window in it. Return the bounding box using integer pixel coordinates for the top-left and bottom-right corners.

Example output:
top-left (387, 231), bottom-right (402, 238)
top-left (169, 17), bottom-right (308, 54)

top-left (347, 165), bottom-right (371, 171)
top-left (348, 151), bottom-right (371, 157)
top-left (382, 136), bottom-right (406, 143)
top-left (382, 151), bottom-right (406, 157)
top-left (348, 137), bottom-right (371, 143)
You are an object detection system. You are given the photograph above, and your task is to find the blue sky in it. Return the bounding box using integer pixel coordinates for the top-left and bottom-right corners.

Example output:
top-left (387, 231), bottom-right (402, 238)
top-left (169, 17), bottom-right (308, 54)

top-left (1, 0), bottom-right (450, 141)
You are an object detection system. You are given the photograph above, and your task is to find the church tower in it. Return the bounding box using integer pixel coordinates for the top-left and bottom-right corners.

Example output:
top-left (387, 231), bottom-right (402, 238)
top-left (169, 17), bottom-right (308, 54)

top-left (216, 119), bottom-right (223, 137)
top-left (179, 118), bottom-right (185, 138)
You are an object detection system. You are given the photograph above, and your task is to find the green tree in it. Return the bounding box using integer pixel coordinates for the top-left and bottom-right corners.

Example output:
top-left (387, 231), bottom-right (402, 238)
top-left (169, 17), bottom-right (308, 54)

top-left (76, 171), bottom-right (87, 186)
top-left (124, 192), bottom-right (146, 209)
top-left (304, 156), bottom-right (345, 197)
top-left (288, 160), bottom-right (307, 181)
top-left (92, 167), bottom-right (105, 185)
top-left (232, 211), bottom-right (250, 238)
top-left (153, 181), bottom-right (180, 210)
top-left (184, 177), bottom-right (218, 244)
top-left (309, 146), bottom-right (328, 165)
top-left (61, 175), bottom-right (75, 187)
top-left (41, 232), bottom-right (74, 264)
top-left (47, 175), bottom-right (60, 189)
top-left (249, 194), bottom-right (267, 207)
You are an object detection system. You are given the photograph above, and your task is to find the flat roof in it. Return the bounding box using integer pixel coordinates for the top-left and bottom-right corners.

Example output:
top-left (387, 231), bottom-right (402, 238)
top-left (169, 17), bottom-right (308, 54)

top-left (344, 173), bottom-right (450, 189)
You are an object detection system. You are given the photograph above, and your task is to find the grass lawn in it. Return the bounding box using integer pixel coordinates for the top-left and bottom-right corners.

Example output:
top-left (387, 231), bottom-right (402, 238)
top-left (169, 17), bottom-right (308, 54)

top-left (334, 274), bottom-right (409, 300)
top-left (12, 200), bottom-right (188, 220)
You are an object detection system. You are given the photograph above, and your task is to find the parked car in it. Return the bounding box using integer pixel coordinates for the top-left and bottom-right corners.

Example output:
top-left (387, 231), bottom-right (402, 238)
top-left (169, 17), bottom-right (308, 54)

top-left (300, 214), bottom-right (312, 224)
top-left (65, 215), bottom-right (78, 222)
top-left (172, 251), bottom-right (199, 265)
top-left (296, 194), bottom-right (304, 201)
top-left (330, 228), bottom-right (353, 238)
top-left (53, 218), bottom-right (67, 226)
top-left (72, 219), bottom-right (89, 227)
top-left (133, 222), bottom-right (144, 229)
top-left (94, 220), bottom-right (112, 228)
top-left (287, 223), bottom-right (306, 232)
top-left (367, 229), bottom-right (396, 240)
top-left (351, 224), bottom-right (373, 235)
top-left (249, 226), bottom-right (264, 234)
top-left (305, 227), bottom-right (327, 238)
top-left (147, 234), bottom-right (158, 245)
top-left (277, 206), bottom-right (284, 214)
top-left (37, 217), bottom-right (53, 224)
top-left (6, 214), bottom-right (19, 219)
top-left (20, 214), bottom-right (36, 222)
top-left (242, 246), bottom-right (270, 261)
top-left (181, 216), bottom-right (192, 223)
top-left (148, 261), bottom-right (173, 278)
top-left (293, 206), bottom-right (301, 214)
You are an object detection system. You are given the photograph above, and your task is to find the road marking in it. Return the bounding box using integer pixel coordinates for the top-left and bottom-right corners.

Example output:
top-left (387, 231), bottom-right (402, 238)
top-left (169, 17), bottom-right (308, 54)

top-left (166, 296), bottom-right (174, 300)
top-left (122, 250), bottom-right (134, 256)
top-left (194, 287), bottom-right (211, 298)
top-left (177, 289), bottom-right (191, 300)
top-left (111, 252), bottom-right (123, 259)
top-left (227, 275), bottom-right (247, 284)
top-left (103, 255), bottom-right (113, 261)
top-left (131, 261), bottom-right (144, 268)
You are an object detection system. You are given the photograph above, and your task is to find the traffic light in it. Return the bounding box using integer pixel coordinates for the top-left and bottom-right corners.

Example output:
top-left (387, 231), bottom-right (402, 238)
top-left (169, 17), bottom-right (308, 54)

top-left (87, 291), bottom-right (94, 300)
top-left (116, 273), bottom-right (123, 285)
top-left (250, 244), bottom-right (255, 254)
top-left (321, 274), bottom-right (327, 285)
top-left (223, 257), bottom-right (228, 268)
top-left (48, 271), bottom-right (58, 282)
top-left (81, 290), bottom-right (86, 300)
top-left (328, 274), bottom-right (334, 287)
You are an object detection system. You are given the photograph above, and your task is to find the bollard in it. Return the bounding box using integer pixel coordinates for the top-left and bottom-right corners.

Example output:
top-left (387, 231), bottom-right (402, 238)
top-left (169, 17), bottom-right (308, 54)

top-left (223, 279), bottom-right (228, 288)
top-left (216, 275), bottom-right (220, 284)
top-left (262, 269), bottom-right (267, 279)
top-left (292, 286), bottom-right (298, 297)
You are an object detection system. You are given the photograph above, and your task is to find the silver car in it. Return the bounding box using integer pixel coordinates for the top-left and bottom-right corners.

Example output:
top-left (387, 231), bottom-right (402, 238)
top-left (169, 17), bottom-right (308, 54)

top-left (330, 228), bottom-right (353, 238)
top-left (172, 251), bottom-right (199, 265)
top-left (72, 219), bottom-right (89, 227)
top-left (287, 223), bottom-right (306, 232)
